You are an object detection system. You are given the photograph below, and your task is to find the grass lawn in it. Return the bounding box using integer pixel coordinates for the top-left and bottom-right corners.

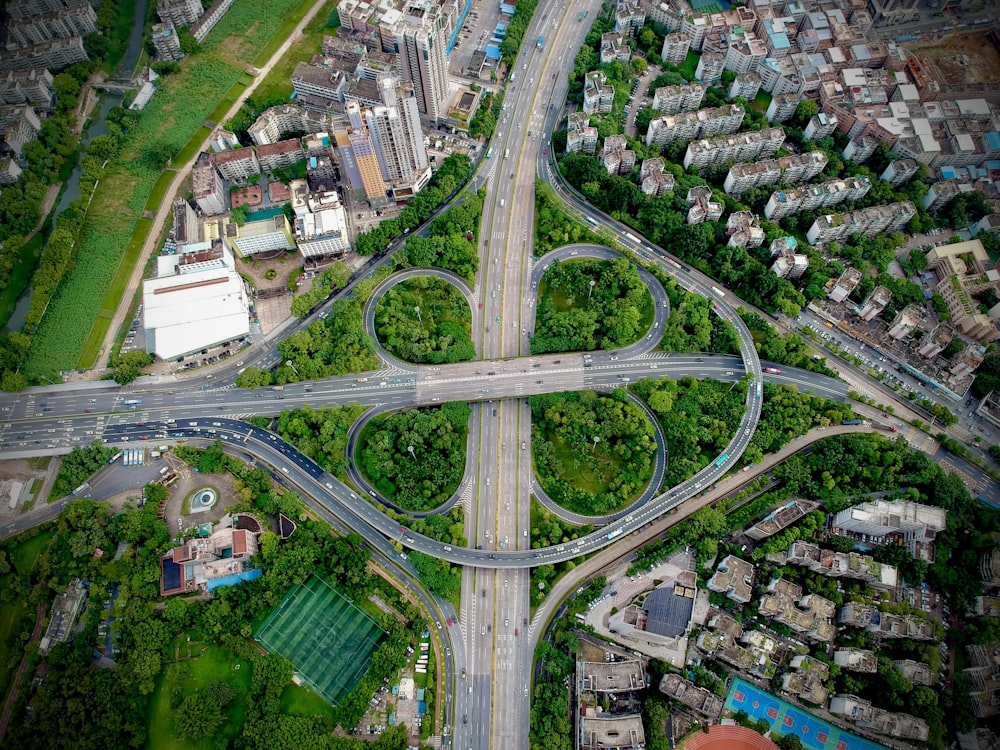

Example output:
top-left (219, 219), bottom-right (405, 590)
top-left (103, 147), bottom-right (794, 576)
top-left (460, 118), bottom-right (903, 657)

top-left (750, 90), bottom-right (772, 113)
top-left (146, 642), bottom-right (252, 750)
top-left (677, 50), bottom-right (699, 82)
top-left (10, 528), bottom-right (55, 573)
top-left (280, 683), bottom-right (336, 723)
top-left (545, 431), bottom-right (621, 496)
top-left (253, 0), bottom-right (340, 103)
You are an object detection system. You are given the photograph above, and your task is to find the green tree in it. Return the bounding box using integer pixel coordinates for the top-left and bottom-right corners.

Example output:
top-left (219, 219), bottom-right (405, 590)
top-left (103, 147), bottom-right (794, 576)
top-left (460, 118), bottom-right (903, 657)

top-left (174, 691), bottom-right (224, 740)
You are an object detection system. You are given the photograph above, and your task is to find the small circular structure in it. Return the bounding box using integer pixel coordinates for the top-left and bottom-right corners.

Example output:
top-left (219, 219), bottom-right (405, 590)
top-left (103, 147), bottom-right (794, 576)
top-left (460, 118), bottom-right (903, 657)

top-left (188, 487), bottom-right (218, 513)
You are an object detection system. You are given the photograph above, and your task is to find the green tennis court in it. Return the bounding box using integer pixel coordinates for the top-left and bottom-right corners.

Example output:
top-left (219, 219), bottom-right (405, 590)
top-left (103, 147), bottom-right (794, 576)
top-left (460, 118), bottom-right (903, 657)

top-left (254, 576), bottom-right (383, 706)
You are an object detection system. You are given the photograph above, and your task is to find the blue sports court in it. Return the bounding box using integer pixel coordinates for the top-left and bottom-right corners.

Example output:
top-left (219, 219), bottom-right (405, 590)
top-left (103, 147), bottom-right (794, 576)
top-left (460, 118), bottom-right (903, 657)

top-left (725, 678), bottom-right (889, 750)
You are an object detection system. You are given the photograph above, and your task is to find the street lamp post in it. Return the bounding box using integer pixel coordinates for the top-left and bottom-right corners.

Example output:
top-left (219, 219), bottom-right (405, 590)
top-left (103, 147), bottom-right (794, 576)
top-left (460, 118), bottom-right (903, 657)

top-left (592, 435), bottom-right (600, 453)
top-left (414, 306), bottom-right (422, 324)
top-left (285, 359), bottom-right (298, 375)
top-left (407, 445), bottom-right (416, 460)
top-left (588, 279), bottom-right (596, 300)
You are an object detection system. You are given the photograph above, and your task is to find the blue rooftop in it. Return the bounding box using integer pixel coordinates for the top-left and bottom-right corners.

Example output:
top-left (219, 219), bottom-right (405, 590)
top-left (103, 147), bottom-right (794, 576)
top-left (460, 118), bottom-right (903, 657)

top-left (985, 132), bottom-right (1000, 150)
top-left (485, 44), bottom-right (501, 59)
top-left (769, 32), bottom-right (790, 49)
top-left (499, 3), bottom-right (515, 15)
top-left (940, 167), bottom-right (958, 179)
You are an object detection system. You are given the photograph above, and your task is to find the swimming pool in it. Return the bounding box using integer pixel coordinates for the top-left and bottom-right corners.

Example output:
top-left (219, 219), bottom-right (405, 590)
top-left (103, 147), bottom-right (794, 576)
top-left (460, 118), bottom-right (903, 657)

top-left (726, 678), bottom-right (889, 750)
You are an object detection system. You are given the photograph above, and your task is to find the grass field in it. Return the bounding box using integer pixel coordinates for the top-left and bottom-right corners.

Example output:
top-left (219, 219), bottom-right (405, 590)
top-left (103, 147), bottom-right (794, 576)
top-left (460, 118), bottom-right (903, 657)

top-left (252, 0), bottom-right (340, 103)
top-left (23, 0), bottom-right (314, 379)
top-left (146, 642), bottom-right (252, 750)
top-left (255, 576), bottom-right (383, 706)
top-left (677, 50), bottom-right (700, 82)
top-left (749, 90), bottom-right (772, 113)
top-left (279, 682), bottom-right (337, 723)
top-left (10, 528), bottom-right (55, 573)
top-left (544, 431), bottom-right (622, 496)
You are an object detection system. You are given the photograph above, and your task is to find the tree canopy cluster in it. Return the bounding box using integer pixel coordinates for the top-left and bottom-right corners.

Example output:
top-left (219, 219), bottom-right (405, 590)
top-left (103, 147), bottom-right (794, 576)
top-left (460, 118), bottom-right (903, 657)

top-left (354, 154), bottom-right (473, 256)
top-left (530, 390), bottom-right (657, 515)
top-left (50, 441), bottom-right (117, 499)
top-left (630, 376), bottom-right (747, 488)
top-left (398, 192), bottom-right (483, 282)
top-left (290, 263), bottom-right (350, 318)
top-left (358, 402), bottom-right (471, 511)
top-left (534, 180), bottom-right (605, 254)
top-left (407, 550), bottom-right (461, 604)
top-left (374, 276), bottom-right (475, 364)
top-left (531, 257), bottom-right (653, 354)
top-left (972, 350), bottom-right (1000, 397)
top-left (277, 403), bottom-right (368, 479)
top-left (7, 442), bottom-right (430, 750)
top-left (652, 273), bottom-right (739, 355)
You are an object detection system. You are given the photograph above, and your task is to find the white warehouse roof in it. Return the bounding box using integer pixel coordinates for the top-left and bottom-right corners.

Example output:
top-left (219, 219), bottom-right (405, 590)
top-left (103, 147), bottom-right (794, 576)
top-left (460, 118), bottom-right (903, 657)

top-left (143, 267), bottom-right (249, 360)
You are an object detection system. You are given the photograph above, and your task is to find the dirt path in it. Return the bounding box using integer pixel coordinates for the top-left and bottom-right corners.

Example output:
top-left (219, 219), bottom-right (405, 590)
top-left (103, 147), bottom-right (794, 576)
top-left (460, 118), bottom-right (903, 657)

top-left (0, 601), bottom-right (47, 744)
top-left (93, 0), bottom-right (330, 371)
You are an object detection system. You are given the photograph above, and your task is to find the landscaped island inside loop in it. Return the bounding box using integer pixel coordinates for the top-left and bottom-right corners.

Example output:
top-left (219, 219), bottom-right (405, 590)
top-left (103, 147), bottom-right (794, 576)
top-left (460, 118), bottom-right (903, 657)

top-left (530, 257), bottom-right (654, 355)
top-left (357, 403), bottom-right (471, 511)
top-left (530, 390), bottom-right (657, 516)
top-left (374, 276), bottom-right (475, 364)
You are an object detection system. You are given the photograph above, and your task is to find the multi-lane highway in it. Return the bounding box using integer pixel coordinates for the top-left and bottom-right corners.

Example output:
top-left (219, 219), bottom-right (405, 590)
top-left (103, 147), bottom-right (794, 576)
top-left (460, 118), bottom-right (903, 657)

top-left (7, 4), bottom-right (986, 749)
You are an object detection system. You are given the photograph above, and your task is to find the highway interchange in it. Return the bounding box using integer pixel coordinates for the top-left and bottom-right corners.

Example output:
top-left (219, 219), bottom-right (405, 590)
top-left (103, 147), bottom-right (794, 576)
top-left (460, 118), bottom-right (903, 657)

top-left (2, 2), bottom-right (997, 749)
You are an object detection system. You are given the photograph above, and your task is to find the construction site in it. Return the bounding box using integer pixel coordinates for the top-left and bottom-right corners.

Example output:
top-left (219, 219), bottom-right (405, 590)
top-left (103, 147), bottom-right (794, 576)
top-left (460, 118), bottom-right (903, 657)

top-left (903, 29), bottom-right (1000, 103)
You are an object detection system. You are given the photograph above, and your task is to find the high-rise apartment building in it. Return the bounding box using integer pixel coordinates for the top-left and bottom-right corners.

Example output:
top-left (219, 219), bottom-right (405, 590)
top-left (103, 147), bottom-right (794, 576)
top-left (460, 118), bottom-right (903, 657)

top-left (868, 0), bottom-right (920, 27)
top-left (651, 83), bottom-right (705, 115)
top-left (660, 32), bottom-right (690, 66)
top-left (192, 152), bottom-right (227, 215)
top-left (646, 103), bottom-right (745, 148)
top-left (765, 93), bottom-right (800, 123)
top-left (879, 158), bottom-right (919, 186)
top-left (728, 72), bottom-right (761, 101)
top-left (828, 267), bottom-right (862, 303)
top-left (365, 94), bottom-right (430, 190)
top-left (0, 68), bottom-right (54, 106)
top-left (639, 158), bottom-right (675, 197)
top-left (803, 112), bottom-right (838, 140)
top-left (805, 201), bottom-right (916, 244)
top-left (0, 37), bottom-right (88, 71)
top-left (583, 70), bottom-right (615, 115)
top-left (6, 3), bottom-right (96, 48)
top-left (763, 176), bottom-right (871, 220)
top-left (566, 112), bottom-right (598, 155)
top-left (683, 127), bottom-right (785, 170)
top-left (212, 146), bottom-right (260, 183)
top-left (857, 285), bottom-right (893, 322)
top-left (917, 325), bottom-right (952, 359)
top-left (723, 152), bottom-right (828, 196)
top-left (391, 1), bottom-right (449, 122)
top-left (156, 0), bottom-right (203, 27)
top-left (0, 104), bottom-right (42, 156)
top-left (888, 305), bottom-right (923, 340)
top-left (151, 22), bottom-right (184, 61)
